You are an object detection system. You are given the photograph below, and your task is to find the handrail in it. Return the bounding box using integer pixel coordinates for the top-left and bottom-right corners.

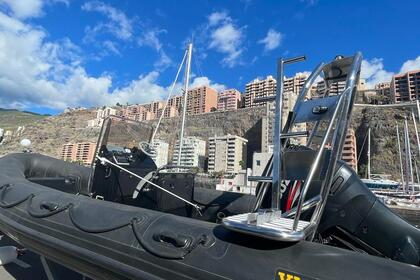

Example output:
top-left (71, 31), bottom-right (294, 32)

top-left (308, 53), bottom-right (362, 239)
top-left (270, 58), bottom-right (286, 210)
top-left (292, 89), bottom-right (348, 230)
top-left (292, 52), bottom-right (362, 232)
top-left (250, 53), bottom-right (362, 236)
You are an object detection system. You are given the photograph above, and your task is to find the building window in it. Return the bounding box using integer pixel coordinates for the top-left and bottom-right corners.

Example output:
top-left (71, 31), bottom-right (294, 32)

top-left (256, 160), bottom-right (261, 166)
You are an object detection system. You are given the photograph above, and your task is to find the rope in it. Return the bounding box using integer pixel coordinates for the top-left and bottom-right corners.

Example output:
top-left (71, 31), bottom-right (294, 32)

top-left (357, 128), bottom-right (369, 162)
top-left (96, 156), bottom-right (202, 216)
top-left (150, 50), bottom-right (188, 144)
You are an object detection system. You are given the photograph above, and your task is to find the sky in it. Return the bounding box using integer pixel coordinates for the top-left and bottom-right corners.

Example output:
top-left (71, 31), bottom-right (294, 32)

top-left (0, 0), bottom-right (419, 115)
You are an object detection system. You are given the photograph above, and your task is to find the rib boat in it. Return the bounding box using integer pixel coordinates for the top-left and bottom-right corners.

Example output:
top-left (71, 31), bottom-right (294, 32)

top-left (0, 53), bottom-right (420, 279)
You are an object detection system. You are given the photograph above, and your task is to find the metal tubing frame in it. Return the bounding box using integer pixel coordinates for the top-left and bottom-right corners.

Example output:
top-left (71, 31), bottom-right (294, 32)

top-left (292, 90), bottom-right (348, 230)
top-left (288, 52), bottom-right (362, 232)
top-left (270, 56), bottom-right (307, 210)
top-left (307, 53), bottom-right (362, 236)
top-left (270, 58), bottom-right (285, 210)
top-left (253, 53), bottom-right (363, 234)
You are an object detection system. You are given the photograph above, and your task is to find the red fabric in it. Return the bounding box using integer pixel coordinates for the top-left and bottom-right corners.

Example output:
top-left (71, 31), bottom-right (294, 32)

top-left (286, 181), bottom-right (301, 211)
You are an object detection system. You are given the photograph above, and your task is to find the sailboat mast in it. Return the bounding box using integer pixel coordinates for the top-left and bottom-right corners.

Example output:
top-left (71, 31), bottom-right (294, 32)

top-left (367, 127), bottom-right (371, 179)
top-left (404, 117), bottom-right (413, 192)
top-left (396, 123), bottom-right (405, 186)
top-left (176, 43), bottom-right (193, 166)
top-left (411, 110), bottom-right (420, 159)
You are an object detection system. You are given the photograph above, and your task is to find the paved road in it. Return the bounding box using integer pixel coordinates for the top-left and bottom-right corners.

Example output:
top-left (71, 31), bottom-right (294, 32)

top-left (0, 233), bottom-right (85, 280)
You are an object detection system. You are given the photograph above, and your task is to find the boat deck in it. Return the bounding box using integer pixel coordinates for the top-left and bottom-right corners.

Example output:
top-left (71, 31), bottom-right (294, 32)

top-left (0, 233), bottom-right (86, 280)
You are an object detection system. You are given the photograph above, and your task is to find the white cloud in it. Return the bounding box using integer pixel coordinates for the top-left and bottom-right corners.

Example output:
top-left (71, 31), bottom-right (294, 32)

top-left (138, 29), bottom-right (172, 70)
top-left (154, 50), bottom-right (172, 70)
top-left (190, 76), bottom-right (226, 92)
top-left (258, 28), bottom-right (282, 51)
top-left (208, 11), bottom-right (229, 26)
top-left (103, 40), bottom-right (121, 56)
top-left (361, 58), bottom-right (394, 87)
top-left (0, 10), bottom-right (169, 110)
top-left (0, 0), bottom-right (69, 19)
top-left (82, 1), bottom-right (133, 41)
top-left (400, 56), bottom-right (420, 73)
top-left (138, 29), bottom-right (165, 51)
top-left (0, 3), bottom-right (226, 111)
top-left (0, 0), bottom-right (43, 19)
top-left (207, 12), bottom-right (244, 68)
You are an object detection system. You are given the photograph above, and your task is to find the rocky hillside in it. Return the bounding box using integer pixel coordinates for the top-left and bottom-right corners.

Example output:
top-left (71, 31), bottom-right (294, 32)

top-left (0, 110), bottom-right (99, 158)
top-left (0, 108), bottom-right (49, 130)
top-left (351, 106), bottom-right (419, 180)
top-left (148, 107), bottom-right (266, 167)
top-left (0, 105), bottom-right (418, 180)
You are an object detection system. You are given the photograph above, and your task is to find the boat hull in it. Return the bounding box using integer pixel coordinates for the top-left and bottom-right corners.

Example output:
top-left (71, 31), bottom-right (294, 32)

top-left (0, 153), bottom-right (419, 280)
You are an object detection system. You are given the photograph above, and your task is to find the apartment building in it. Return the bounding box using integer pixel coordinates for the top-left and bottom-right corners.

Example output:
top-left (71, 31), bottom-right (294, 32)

top-left (61, 142), bottom-right (97, 166)
top-left (284, 73), bottom-right (308, 96)
top-left (150, 140), bottom-right (169, 168)
top-left (244, 75), bottom-right (277, 107)
top-left (375, 82), bottom-right (391, 96)
top-left (217, 89), bottom-right (242, 111)
top-left (342, 129), bottom-right (357, 172)
top-left (391, 70), bottom-right (420, 103)
top-left (186, 86), bottom-right (218, 115)
top-left (96, 107), bottom-right (117, 119)
top-left (244, 74), bottom-right (310, 108)
top-left (314, 78), bottom-right (366, 99)
top-left (260, 73), bottom-right (310, 152)
top-left (208, 134), bottom-right (247, 174)
top-left (261, 94), bottom-right (307, 152)
top-left (157, 105), bottom-right (178, 119)
top-left (172, 137), bottom-right (206, 169)
top-left (87, 106), bottom-right (117, 127)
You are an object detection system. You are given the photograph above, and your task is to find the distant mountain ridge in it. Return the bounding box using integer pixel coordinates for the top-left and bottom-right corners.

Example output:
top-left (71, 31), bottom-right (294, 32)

top-left (0, 108), bottom-right (50, 131)
top-left (0, 108), bottom-right (51, 116)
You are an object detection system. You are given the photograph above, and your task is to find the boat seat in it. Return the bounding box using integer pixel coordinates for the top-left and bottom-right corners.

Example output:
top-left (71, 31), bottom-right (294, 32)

top-left (135, 173), bottom-right (195, 217)
top-left (281, 149), bottom-right (330, 181)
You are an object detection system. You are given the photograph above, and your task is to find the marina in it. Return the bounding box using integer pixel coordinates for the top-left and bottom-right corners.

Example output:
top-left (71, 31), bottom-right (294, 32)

top-left (0, 1), bottom-right (419, 279)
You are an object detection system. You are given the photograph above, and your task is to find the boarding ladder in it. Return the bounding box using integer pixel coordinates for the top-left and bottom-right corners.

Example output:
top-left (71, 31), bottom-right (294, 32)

top-left (222, 53), bottom-right (362, 241)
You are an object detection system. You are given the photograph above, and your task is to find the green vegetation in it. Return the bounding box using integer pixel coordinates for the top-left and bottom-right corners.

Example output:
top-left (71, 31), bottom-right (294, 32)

top-left (0, 108), bottom-right (49, 130)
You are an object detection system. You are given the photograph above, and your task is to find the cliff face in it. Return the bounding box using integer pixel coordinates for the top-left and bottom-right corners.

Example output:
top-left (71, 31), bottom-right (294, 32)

top-left (147, 107), bottom-right (266, 167)
top-left (351, 106), bottom-right (419, 180)
top-left (0, 105), bottom-right (418, 181)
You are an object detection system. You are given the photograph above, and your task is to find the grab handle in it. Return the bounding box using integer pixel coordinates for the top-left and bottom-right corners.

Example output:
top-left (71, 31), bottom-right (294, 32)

top-left (40, 202), bottom-right (59, 211)
top-left (153, 231), bottom-right (190, 248)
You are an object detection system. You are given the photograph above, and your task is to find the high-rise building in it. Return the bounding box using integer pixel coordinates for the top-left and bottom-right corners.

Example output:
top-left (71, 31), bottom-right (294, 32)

top-left (260, 73), bottom-right (310, 152)
top-left (172, 137), bottom-right (206, 169)
top-left (284, 73), bottom-right (309, 96)
top-left (186, 86), bottom-right (218, 115)
top-left (217, 89), bottom-right (242, 111)
top-left (391, 70), bottom-right (420, 103)
top-left (341, 129), bottom-right (357, 172)
top-left (168, 95), bottom-right (183, 112)
top-left (61, 142), bottom-right (97, 166)
top-left (157, 105), bottom-right (178, 119)
top-left (244, 75), bottom-right (277, 108)
top-left (208, 134), bottom-right (248, 174)
top-left (150, 140), bottom-right (169, 168)
top-left (314, 78), bottom-right (366, 98)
